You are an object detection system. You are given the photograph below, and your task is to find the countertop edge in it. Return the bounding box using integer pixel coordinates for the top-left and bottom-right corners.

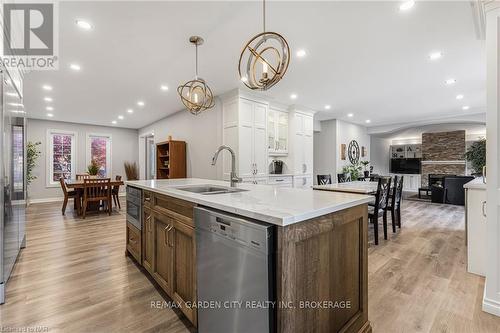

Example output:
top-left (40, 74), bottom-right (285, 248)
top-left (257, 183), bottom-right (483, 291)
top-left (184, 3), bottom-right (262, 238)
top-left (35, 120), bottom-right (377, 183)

top-left (126, 181), bottom-right (372, 226)
top-left (464, 177), bottom-right (486, 190)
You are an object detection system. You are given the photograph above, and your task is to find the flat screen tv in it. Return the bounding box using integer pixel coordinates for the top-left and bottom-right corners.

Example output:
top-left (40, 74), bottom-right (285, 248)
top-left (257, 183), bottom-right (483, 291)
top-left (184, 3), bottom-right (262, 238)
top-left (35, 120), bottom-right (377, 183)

top-left (390, 158), bottom-right (421, 174)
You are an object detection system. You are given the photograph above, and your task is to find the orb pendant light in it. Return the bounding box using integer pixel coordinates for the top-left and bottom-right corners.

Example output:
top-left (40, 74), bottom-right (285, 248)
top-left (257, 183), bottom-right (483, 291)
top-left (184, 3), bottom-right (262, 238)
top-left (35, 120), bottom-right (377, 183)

top-left (178, 36), bottom-right (215, 115)
top-left (238, 0), bottom-right (290, 91)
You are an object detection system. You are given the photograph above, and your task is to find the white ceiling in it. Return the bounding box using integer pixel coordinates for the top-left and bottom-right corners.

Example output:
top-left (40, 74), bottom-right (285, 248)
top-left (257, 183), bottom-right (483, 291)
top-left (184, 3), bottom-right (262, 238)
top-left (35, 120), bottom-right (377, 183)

top-left (23, 1), bottom-right (486, 129)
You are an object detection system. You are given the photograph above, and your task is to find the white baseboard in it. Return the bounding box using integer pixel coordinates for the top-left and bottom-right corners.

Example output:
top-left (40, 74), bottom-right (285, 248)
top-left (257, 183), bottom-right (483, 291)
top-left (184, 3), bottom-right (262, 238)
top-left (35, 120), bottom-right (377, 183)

top-left (483, 291), bottom-right (500, 316)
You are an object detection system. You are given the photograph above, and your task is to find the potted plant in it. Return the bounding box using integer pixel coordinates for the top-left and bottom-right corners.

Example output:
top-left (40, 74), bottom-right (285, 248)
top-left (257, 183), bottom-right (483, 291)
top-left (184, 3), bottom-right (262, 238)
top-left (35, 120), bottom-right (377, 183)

top-left (360, 160), bottom-right (370, 178)
top-left (465, 138), bottom-right (486, 176)
top-left (342, 163), bottom-right (362, 181)
top-left (87, 159), bottom-right (100, 177)
top-left (27, 141), bottom-right (42, 204)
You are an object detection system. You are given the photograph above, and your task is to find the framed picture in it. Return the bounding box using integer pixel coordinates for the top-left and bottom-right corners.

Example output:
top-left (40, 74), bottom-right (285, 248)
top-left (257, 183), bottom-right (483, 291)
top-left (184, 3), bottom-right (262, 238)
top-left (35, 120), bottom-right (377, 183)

top-left (341, 144), bottom-right (346, 160)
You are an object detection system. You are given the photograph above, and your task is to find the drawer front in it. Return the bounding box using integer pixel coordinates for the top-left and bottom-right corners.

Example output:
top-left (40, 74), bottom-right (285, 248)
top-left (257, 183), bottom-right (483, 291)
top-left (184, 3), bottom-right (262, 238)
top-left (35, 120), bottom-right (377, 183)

top-left (154, 193), bottom-right (196, 225)
top-left (127, 186), bottom-right (142, 199)
top-left (143, 190), bottom-right (152, 207)
top-left (268, 176), bottom-right (293, 185)
top-left (126, 222), bottom-right (141, 263)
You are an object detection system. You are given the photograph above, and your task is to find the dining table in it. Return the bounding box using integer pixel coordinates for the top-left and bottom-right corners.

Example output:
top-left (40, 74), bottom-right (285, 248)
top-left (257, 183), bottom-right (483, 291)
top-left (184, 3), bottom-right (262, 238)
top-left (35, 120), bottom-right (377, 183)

top-left (313, 180), bottom-right (378, 195)
top-left (65, 178), bottom-right (125, 216)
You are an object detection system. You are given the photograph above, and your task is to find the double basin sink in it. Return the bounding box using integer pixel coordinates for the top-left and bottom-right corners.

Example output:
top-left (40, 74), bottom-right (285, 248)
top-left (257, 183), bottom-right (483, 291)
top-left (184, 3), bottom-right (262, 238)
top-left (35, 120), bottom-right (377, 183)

top-left (174, 185), bottom-right (248, 195)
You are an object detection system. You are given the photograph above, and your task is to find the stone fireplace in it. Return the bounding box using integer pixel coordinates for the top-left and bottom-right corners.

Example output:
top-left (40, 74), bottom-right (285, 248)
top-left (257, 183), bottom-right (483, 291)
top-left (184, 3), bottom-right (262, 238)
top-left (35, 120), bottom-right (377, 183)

top-left (421, 130), bottom-right (466, 187)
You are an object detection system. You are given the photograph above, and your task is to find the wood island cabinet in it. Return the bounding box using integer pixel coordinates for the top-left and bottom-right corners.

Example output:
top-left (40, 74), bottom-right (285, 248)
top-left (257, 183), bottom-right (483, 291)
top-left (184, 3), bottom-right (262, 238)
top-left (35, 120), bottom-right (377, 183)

top-left (153, 211), bottom-right (174, 295)
top-left (142, 208), bottom-right (154, 274)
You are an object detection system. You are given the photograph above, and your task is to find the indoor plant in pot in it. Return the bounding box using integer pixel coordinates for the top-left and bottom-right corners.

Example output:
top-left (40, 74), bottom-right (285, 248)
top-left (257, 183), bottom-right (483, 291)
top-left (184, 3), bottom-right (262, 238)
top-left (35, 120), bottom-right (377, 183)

top-left (27, 141), bottom-right (42, 204)
top-left (465, 138), bottom-right (486, 176)
top-left (360, 160), bottom-right (370, 178)
top-left (87, 159), bottom-right (100, 178)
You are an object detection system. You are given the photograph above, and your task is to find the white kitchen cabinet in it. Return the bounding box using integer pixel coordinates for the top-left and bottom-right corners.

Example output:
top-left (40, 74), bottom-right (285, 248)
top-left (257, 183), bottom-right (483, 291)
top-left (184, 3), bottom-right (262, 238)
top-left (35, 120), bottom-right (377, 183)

top-left (465, 180), bottom-right (487, 276)
top-left (268, 175), bottom-right (293, 187)
top-left (268, 108), bottom-right (289, 156)
top-left (291, 111), bottom-right (314, 175)
top-left (293, 175), bottom-right (313, 189)
top-left (223, 96), bottom-right (268, 182)
top-left (389, 173), bottom-right (421, 192)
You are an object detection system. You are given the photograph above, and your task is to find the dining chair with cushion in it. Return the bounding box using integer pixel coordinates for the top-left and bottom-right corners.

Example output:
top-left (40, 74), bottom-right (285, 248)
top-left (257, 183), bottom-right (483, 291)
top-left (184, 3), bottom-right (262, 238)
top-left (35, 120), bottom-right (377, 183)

top-left (82, 178), bottom-right (111, 219)
top-left (337, 173), bottom-right (351, 183)
top-left (59, 177), bottom-right (79, 215)
top-left (76, 173), bottom-right (91, 180)
top-left (112, 175), bottom-right (122, 209)
top-left (387, 175), bottom-right (404, 232)
top-left (368, 176), bottom-right (392, 245)
top-left (317, 174), bottom-right (332, 185)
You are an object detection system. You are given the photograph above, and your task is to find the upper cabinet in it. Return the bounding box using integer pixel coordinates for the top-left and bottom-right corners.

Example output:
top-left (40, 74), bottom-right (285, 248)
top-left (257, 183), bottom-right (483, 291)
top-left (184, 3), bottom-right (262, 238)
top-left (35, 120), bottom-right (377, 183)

top-left (290, 110), bottom-right (314, 175)
top-left (268, 108), bottom-right (289, 156)
top-left (223, 95), bottom-right (269, 181)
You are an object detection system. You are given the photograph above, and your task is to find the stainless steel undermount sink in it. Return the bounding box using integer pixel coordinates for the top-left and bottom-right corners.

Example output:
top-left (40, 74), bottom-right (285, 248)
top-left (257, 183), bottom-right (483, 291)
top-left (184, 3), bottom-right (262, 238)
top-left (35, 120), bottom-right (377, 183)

top-left (174, 185), bottom-right (248, 195)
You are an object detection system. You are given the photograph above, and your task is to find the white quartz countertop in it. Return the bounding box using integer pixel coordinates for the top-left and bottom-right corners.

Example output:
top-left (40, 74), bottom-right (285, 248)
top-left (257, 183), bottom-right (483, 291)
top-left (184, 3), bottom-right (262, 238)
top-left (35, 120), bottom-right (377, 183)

top-left (464, 177), bottom-right (486, 190)
top-left (126, 178), bottom-right (373, 226)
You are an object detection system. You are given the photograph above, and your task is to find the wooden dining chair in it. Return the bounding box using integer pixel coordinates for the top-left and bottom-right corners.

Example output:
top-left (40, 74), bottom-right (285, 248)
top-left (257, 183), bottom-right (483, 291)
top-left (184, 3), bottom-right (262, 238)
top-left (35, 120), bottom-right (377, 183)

top-left (59, 177), bottom-right (79, 215)
top-left (112, 175), bottom-right (122, 209)
top-left (82, 178), bottom-right (111, 219)
top-left (317, 174), bottom-right (332, 185)
top-left (368, 176), bottom-right (392, 245)
top-left (76, 173), bottom-right (90, 180)
top-left (337, 173), bottom-right (351, 183)
top-left (386, 175), bottom-right (404, 232)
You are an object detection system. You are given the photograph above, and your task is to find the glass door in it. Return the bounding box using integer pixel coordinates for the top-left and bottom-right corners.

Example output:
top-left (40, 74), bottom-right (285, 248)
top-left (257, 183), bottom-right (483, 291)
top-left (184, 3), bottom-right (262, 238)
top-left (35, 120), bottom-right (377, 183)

top-left (145, 135), bottom-right (155, 179)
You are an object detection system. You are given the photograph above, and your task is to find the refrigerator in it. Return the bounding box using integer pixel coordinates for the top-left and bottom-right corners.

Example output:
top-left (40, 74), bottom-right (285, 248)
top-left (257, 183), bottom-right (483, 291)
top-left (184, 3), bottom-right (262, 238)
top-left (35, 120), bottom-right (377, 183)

top-left (0, 67), bottom-right (27, 304)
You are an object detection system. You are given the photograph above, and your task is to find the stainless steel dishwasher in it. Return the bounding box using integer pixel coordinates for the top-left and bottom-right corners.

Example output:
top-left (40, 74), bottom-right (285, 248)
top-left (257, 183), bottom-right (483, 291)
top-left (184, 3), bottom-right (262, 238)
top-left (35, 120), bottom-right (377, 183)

top-left (194, 207), bottom-right (275, 333)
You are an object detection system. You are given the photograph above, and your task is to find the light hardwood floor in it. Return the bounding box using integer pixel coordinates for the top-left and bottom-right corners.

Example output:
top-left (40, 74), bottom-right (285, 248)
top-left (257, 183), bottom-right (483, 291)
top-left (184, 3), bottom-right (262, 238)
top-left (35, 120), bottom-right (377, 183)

top-left (1, 200), bottom-right (499, 332)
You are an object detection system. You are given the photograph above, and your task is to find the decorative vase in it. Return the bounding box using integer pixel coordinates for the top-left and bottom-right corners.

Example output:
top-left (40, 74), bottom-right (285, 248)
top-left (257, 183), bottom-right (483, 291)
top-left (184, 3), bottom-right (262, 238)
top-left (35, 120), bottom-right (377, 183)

top-left (364, 171), bottom-right (369, 177)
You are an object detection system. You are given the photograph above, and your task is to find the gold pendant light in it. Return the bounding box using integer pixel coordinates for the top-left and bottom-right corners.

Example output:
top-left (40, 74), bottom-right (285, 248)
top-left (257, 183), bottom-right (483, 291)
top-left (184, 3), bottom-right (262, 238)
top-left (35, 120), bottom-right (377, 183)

top-left (178, 36), bottom-right (215, 115)
top-left (238, 0), bottom-right (290, 91)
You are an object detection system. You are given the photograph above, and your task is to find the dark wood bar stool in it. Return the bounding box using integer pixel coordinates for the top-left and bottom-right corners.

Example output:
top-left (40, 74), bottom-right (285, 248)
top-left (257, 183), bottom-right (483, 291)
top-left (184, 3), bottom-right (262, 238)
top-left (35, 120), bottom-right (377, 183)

top-left (368, 176), bottom-right (392, 245)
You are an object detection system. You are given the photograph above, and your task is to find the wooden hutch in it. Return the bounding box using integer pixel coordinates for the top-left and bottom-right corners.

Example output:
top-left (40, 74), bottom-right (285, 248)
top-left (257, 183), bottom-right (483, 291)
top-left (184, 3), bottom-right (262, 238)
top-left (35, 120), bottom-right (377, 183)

top-left (156, 140), bottom-right (186, 179)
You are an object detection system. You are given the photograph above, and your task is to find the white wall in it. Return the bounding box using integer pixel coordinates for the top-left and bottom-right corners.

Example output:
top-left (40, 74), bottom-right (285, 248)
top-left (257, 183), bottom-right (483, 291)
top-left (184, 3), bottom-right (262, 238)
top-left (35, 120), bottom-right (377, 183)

top-left (27, 119), bottom-right (139, 200)
top-left (138, 99), bottom-right (223, 180)
top-left (313, 119), bottom-right (337, 182)
top-left (336, 120), bottom-right (371, 173)
top-left (370, 136), bottom-right (391, 175)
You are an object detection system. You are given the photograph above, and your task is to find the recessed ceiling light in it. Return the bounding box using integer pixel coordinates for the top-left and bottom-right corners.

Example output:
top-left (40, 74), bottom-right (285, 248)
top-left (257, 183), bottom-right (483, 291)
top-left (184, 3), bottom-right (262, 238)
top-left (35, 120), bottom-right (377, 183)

top-left (118, 115), bottom-right (124, 120)
top-left (111, 120), bottom-right (117, 124)
top-left (462, 106), bottom-right (470, 110)
top-left (324, 105), bottom-right (331, 110)
top-left (127, 109), bottom-right (133, 114)
top-left (290, 94), bottom-right (297, 100)
top-left (137, 101), bottom-right (145, 106)
top-left (399, 1), bottom-right (415, 11)
top-left (429, 52), bottom-right (443, 60)
top-left (76, 19), bottom-right (92, 30)
top-left (160, 85), bottom-right (169, 91)
top-left (46, 106), bottom-right (53, 111)
top-left (445, 78), bottom-right (456, 85)
top-left (296, 49), bottom-right (306, 58)
top-left (44, 97), bottom-right (53, 102)
top-left (70, 63), bottom-right (81, 71)
top-left (365, 119), bottom-right (371, 123)
top-left (456, 94), bottom-right (464, 100)
top-left (42, 84), bottom-right (53, 91)
top-left (347, 113), bottom-right (354, 118)
top-left (47, 113), bottom-right (54, 118)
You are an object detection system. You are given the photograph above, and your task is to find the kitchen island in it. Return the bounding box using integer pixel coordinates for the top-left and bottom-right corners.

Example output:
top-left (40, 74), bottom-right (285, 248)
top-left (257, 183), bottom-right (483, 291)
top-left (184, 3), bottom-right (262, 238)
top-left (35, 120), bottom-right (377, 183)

top-left (125, 178), bottom-right (373, 333)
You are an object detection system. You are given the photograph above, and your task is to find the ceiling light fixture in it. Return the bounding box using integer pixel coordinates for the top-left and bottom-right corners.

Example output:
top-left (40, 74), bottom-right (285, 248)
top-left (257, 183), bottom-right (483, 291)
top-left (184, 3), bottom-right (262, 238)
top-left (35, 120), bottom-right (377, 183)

top-left (127, 109), bottom-right (133, 114)
top-left (365, 119), bottom-right (371, 123)
top-left (42, 84), bottom-right (53, 91)
top-left (160, 85), bottom-right (169, 91)
top-left (70, 63), bottom-right (81, 71)
top-left (111, 120), bottom-right (117, 124)
top-left (46, 106), bottom-right (54, 111)
top-left (324, 105), bottom-right (331, 110)
top-left (238, 0), bottom-right (290, 91)
top-left (429, 51), bottom-right (443, 60)
top-left (296, 49), bottom-right (306, 58)
top-left (76, 19), bottom-right (92, 30)
top-left (456, 94), bottom-right (464, 100)
top-left (137, 101), bottom-right (145, 107)
top-left (445, 78), bottom-right (456, 85)
top-left (347, 113), bottom-right (354, 118)
top-left (462, 106), bottom-right (470, 110)
top-left (399, 1), bottom-right (415, 11)
top-left (290, 93), bottom-right (297, 100)
top-left (118, 115), bottom-right (124, 120)
top-left (47, 113), bottom-right (54, 118)
top-left (44, 97), bottom-right (53, 102)
top-left (177, 36), bottom-right (215, 115)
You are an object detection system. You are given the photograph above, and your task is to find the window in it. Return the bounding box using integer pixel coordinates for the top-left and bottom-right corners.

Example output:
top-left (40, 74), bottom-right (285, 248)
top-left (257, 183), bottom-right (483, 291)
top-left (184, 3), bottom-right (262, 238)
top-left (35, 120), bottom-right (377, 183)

top-left (86, 134), bottom-right (111, 177)
top-left (47, 130), bottom-right (76, 186)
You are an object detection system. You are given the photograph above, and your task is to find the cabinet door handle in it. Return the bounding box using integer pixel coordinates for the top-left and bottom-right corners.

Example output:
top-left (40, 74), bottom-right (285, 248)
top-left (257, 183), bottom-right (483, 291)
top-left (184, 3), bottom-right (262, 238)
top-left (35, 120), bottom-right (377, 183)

top-left (167, 225), bottom-right (174, 247)
top-left (146, 215), bottom-right (151, 231)
top-left (482, 201), bottom-right (487, 217)
top-left (164, 225), bottom-right (170, 245)
top-left (144, 196), bottom-right (151, 202)
top-left (483, 166), bottom-right (486, 184)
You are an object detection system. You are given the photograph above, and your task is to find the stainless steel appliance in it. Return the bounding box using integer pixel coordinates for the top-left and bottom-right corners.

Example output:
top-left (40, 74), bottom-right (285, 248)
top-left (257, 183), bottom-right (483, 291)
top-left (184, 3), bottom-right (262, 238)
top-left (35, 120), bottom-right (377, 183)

top-left (195, 207), bottom-right (275, 333)
top-left (270, 159), bottom-right (283, 174)
top-left (0, 68), bottom-right (27, 303)
top-left (126, 186), bottom-right (142, 230)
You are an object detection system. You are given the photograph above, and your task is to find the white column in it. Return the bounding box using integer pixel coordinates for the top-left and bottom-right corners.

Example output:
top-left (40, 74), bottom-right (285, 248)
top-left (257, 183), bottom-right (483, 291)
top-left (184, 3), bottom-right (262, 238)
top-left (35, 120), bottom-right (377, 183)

top-left (484, 1), bottom-right (500, 317)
